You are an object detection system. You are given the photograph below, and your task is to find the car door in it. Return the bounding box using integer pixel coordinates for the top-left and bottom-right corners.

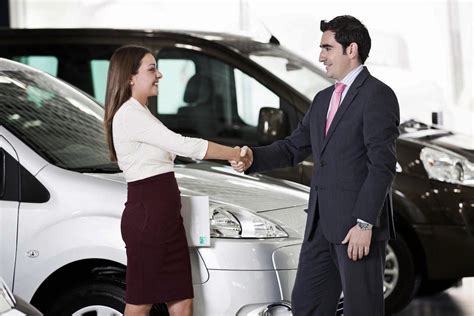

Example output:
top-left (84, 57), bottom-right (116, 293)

top-left (154, 47), bottom-right (303, 183)
top-left (155, 47), bottom-right (280, 145)
top-left (0, 137), bottom-right (20, 289)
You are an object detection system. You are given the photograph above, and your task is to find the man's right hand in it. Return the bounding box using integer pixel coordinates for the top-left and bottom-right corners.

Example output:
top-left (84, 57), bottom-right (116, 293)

top-left (230, 146), bottom-right (253, 173)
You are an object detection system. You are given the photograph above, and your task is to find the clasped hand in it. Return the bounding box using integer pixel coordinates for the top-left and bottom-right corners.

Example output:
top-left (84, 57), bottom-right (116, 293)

top-left (229, 146), bottom-right (253, 173)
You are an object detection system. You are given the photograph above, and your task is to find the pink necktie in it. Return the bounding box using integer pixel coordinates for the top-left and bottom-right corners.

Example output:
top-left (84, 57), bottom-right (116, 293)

top-left (325, 82), bottom-right (346, 135)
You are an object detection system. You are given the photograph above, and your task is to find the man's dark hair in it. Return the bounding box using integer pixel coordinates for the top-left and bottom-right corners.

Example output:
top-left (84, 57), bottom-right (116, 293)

top-left (320, 15), bottom-right (371, 64)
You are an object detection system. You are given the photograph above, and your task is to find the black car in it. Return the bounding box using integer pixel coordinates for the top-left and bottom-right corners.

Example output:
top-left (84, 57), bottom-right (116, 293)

top-left (1, 28), bottom-right (473, 314)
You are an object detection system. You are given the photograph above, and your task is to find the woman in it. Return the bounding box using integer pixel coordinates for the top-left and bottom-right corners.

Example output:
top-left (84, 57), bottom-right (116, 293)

top-left (103, 45), bottom-right (243, 316)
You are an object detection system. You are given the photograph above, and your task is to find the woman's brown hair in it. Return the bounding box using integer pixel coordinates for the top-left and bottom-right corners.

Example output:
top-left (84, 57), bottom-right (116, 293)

top-left (104, 45), bottom-right (152, 161)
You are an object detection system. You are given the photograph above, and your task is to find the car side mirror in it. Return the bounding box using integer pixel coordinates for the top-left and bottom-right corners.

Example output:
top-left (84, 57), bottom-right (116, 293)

top-left (257, 107), bottom-right (289, 145)
top-left (431, 111), bottom-right (443, 126)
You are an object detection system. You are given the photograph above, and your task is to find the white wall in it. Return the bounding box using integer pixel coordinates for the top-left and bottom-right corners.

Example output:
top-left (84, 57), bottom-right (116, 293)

top-left (9, 0), bottom-right (473, 136)
top-left (246, 0), bottom-right (473, 136)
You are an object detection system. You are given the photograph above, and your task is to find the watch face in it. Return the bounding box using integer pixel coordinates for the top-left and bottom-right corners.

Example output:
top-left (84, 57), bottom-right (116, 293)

top-left (357, 222), bottom-right (371, 230)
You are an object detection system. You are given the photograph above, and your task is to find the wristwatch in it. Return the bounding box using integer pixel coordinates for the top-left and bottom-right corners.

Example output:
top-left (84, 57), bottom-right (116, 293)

top-left (357, 220), bottom-right (373, 231)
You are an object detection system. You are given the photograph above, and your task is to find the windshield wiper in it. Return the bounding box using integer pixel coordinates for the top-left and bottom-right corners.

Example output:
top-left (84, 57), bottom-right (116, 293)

top-left (69, 164), bottom-right (121, 173)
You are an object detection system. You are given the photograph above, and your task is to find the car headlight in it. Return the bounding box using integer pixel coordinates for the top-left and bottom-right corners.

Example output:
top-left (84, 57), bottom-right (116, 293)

top-left (210, 203), bottom-right (289, 238)
top-left (0, 278), bottom-right (16, 313)
top-left (420, 147), bottom-right (474, 186)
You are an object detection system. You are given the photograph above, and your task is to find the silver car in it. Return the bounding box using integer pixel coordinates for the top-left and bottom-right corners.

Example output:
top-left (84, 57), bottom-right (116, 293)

top-left (0, 58), bottom-right (320, 315)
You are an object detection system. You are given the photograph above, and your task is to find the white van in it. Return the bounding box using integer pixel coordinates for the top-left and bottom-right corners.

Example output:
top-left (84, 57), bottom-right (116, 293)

top-left (0, 58), bottom-right (318, 315)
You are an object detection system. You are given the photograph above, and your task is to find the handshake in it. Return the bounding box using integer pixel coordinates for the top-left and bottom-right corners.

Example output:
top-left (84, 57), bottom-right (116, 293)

top-left (229, 146), bottom-right (253, 173)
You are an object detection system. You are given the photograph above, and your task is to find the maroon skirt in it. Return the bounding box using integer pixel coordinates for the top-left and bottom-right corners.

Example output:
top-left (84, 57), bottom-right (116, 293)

top-left (121, 172), bottom-right (193, 304)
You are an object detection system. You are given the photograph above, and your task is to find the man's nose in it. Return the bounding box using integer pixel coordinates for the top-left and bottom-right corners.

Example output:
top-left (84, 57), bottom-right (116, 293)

top-left (319, 51), bottom-right (325, 62)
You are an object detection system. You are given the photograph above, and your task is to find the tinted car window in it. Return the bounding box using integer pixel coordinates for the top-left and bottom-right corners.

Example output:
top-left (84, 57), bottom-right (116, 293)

top-left (13, 56), bottom-right (58, 77)
top-left (90, 59), bottom-right (110, 104)
top-left (0, 69), bottom-right (112, 170)
top-left (156, 48), bottom-right (234, 139)
top-left (0, 148), bottom-right (19, 201)
top-left (0, 44), bottom-right (119, 100)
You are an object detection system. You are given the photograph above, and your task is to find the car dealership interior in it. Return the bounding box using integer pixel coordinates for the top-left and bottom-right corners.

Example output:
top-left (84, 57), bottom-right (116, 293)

top-left (0, 0), bottom-right (472, 315)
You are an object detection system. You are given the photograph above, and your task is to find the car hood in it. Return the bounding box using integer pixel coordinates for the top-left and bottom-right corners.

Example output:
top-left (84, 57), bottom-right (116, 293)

top-left (86, 162), bottom-right (309, 212)
top-left (400, 129), bottom-right (474, 161)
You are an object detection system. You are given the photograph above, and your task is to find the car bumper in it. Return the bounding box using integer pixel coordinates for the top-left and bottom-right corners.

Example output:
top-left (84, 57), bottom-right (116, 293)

top-left (194, 269), bottom-right (296, 315)
top-left (415, 224), bottom-right (474, 279)
top-left (193, 240), bottom-right (301, 315)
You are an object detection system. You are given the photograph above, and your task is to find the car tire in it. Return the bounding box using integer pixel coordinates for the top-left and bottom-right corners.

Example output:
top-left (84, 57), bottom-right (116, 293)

top-left (417, 278), bottom-right (461, 296)
top-left (384, 235), bottom-right (421, 314)
top-left (46, 280), bottom-right (169, 316)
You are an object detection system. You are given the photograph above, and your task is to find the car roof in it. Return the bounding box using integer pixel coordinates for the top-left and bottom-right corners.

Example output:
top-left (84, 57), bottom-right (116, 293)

top-left (0, 28), bottom-right (275, 55)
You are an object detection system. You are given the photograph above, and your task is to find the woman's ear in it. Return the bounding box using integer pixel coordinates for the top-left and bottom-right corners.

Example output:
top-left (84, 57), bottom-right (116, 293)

top-left (129, 74), bottom-right (135, 86)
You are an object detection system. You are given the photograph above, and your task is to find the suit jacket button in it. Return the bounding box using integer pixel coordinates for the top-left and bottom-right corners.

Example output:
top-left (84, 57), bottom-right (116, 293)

top-left (320, 160), bottom-right (326, 166)
top-left (314, 185), bottom-right (318, 190)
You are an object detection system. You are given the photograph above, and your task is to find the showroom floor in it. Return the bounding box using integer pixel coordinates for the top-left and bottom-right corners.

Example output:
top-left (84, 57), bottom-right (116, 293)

top-left (394, 277), bottom-right (474, 316)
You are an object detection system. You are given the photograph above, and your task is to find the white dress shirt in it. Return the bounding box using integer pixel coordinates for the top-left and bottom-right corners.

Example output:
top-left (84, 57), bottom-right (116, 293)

top-left (112, 97), bottom-right (208, 182)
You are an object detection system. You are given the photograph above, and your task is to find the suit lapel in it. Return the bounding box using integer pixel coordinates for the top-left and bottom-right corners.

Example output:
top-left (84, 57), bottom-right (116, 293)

top-left (317, 91), bottom-right (332, 150)
top-left (320, 67), bottom-right (370, 154)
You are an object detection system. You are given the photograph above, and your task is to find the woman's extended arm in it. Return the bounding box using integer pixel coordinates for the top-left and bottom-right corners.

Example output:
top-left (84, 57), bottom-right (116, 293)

top-left (204, 142), bottom-right (241, 162)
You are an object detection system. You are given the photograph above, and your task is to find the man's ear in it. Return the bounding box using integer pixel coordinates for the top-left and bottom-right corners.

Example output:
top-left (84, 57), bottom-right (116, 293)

top-left (348, 42), bottom-right (359, 60)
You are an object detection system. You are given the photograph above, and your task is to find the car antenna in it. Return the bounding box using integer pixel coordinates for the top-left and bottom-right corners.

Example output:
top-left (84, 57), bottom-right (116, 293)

top-left (269, 34), bottom-right (280, 45)
top-left (243, 1), bottom-right (280, 45)
top-left (258, 18), bottom-right (280, 45)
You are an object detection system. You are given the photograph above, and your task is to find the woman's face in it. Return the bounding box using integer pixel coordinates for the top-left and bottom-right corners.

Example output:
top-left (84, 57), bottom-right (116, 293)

top-left (130, 53), bottom-right (163, 98)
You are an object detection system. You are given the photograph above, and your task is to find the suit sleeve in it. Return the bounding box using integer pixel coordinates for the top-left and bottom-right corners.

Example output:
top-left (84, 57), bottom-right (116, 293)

top-left (246, 96), bottom-right (316, 174)
top-left (351, 85), bottom-right (400, 225)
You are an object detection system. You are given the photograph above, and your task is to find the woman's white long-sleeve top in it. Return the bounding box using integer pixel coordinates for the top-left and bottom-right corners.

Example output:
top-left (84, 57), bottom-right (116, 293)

top-left (112, 97), bottom-right (208, 182)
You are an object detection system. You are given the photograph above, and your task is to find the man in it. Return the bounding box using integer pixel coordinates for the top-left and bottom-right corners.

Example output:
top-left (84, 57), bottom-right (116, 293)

top-left (232, 15), bottom-right (400, 315)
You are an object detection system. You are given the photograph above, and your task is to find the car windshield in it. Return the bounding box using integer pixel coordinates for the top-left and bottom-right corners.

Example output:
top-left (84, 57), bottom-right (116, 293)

top-left (248, 45), bottom-right (331, 100)
top-left (0, 67), bottom-right (119, 172)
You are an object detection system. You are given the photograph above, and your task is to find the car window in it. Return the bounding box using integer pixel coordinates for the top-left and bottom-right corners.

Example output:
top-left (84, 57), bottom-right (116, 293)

top-left (90, 60), bottom-right (110, 105)
top-left (12, 56), bottom-right (58, 77)
top-left (234, 68), bottom-right (279, 126)
top-left (156, 48), bottom-right (280, 144)
top-left (249, 49), bottom-right (331, 100)
top-left (2, 44), bottom-right (120, 102)
top-left (0, 147), bottom-right (49, 202)
top-left (157, 59), bottom-right (196, 114)
top-left (0, 148), bottom-right (19, 202)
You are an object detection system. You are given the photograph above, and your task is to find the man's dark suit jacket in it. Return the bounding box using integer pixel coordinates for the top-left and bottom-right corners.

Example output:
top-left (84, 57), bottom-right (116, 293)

top-left (247, 67), bottom-right (400, 243)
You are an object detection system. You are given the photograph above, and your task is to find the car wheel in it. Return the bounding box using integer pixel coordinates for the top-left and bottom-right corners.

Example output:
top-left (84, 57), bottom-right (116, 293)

top-left (46, 281), bottom-right (169, 316)
top-left (417, 278), bottom-right (461, 296)
top-left (384, 235), bottom-right (421, 314)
